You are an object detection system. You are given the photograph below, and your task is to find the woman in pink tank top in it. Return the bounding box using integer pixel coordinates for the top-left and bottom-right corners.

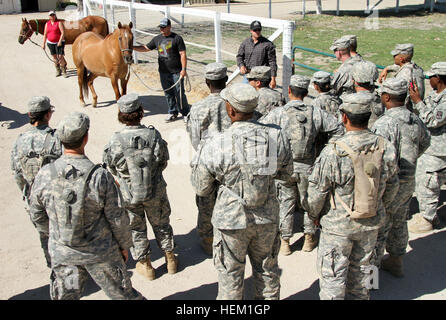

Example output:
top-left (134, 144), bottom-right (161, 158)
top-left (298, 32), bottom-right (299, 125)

top-left (42, 11), bottom-right (67, 77)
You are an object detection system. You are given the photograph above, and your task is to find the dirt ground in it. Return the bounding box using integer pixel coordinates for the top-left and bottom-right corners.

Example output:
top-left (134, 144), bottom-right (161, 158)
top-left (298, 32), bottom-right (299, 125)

top-left (1, 1), bottom-right (446, 300)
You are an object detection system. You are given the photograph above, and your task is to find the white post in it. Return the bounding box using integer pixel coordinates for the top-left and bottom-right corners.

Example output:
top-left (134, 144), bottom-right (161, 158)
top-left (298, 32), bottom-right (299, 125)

top-left (337, 0), bottom-right (340, 16)
top-left (214, 12), bottom-right (222, 63)
top-left (366, 0), bottom-right (370, 11)
top-left (269, 0), bottom-right (272, 18)
top-left (83, 0), bottom-right (88, 17)
top-left (111, 3), bottom-right (115, 31)
top-left (165, 6), bottom-right (170, 19)
top-left (302, 0), bottom-right (306, 16)
top-left (316, 0), bottom-right (322, 14)
top-left (181, 0), bottom-right (185, 27)
top-left (102, 0), bottom-right (107, 21)
top-left (282, 21), bottom-right (294, 99)
top-left (130, 0), bottom-right (138, 64)
top-left (227, 0), bottom-right (230, 13)
top-left (395, 0), bottom-right (399, 13)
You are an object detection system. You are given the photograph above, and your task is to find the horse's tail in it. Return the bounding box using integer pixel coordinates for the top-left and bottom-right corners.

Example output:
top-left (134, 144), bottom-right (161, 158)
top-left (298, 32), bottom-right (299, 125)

top-left (82, 67), bottom-right (89, 99)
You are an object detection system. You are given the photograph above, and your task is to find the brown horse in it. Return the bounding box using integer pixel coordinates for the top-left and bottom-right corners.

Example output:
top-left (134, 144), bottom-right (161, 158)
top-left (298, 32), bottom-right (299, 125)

top-left (72, 22), bottom-right (134, 108)
top-left (18, 16), bottom-right (109, 45)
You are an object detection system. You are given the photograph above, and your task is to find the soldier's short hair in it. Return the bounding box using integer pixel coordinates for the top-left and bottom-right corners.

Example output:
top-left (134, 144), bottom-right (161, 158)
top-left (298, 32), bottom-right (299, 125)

top-left (28, 110), bottom-right (50, 125)
top-left (118, 106), bottom-right (144, 125)
top-left (341, 110), bottom-right (371, 128)
top-left (289, 85), bottom-right (308, 98)
top-left (313, 81), bottom-right (331, 92)
top-left (205, 77), bottom-right (227, 90)
top-left (61, 134), bottom-right (87, 150)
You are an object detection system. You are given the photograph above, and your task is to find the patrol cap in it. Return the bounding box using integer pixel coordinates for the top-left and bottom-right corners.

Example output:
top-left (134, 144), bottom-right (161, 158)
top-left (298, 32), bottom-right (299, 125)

top-left (118, 93), bottom-right (141, 113)
top-left (205, 62), bottom-right (227, 80)
top-left (246, 66), bottom-right (271, 80)
top-left (343, 34), bottom-right (357, 47)
top-left (339, 93), bottom-right (372, 115)
top-left (250, 20), bottom-right (262, 30)
top-left (28, 96), bottom-right (53, 113)
top-left (312, 71), bottom-right (331, 84)
top-left (351, 61), bottom-right (379, 84)
top-left (330, 37), bottom-right (351, 51)
top-left (425, 62), bottom-right (446, 77)
top-left (390, 43), bottom-right (414, 56)
top-left (220, 83), bottom-right (259, 113)
top-left (290, 74), bottom-right (311, 89)
top-left (158, 18), bottom-right (171, 28)
top-left (57, 112), bottom-right (90, 143)
top-left (378, 78), bottom-right (408, 96)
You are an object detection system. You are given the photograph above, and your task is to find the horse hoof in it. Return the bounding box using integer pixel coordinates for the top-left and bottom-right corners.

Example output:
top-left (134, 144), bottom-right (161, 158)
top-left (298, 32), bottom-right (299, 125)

top-left (92, 103), bottom-right (97, 108)
top-left (80, 102), bottom-right (87, 107)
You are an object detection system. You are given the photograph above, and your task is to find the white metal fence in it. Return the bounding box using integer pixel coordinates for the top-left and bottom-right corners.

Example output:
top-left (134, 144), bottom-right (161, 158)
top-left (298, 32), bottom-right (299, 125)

top-left (83, 0), bottom-right (295, 95)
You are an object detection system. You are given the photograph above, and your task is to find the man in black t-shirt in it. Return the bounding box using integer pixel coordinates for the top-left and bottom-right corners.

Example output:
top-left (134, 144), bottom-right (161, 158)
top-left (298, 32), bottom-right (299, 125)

top-left (135, 18), bottom-right (189, 122)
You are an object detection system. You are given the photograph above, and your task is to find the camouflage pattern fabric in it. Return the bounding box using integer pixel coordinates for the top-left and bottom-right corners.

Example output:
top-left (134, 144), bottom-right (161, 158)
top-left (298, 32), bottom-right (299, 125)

top-left (213, 224), bottom-right (280, 300)
top-left (331, 57), bottom-right (357, 97)
top-left (254, 87), bottom-right (286, 119)
top-left (317, 229), bottom-right (378, 300)
top-left (50, 255), bottom-right (143, 300)
top-left (308, 130), bottom-right (399, 300)
top-left (391, 62), bottom-right (425, 109)
top-left (196, 191), bottom-right (217, 239)
top-left (311, 92), bottom-right (342, 121)
top-left (371, 106), bottom-right (430, 263)
top-left (413, 88), bottom-right (446, 222)
top-left (103, 125), bottom-right (174, 261)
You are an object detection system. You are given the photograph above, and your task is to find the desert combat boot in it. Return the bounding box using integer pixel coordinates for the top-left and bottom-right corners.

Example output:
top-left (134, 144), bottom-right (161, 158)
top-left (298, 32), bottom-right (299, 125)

top-left (61, 66), bottom-right (68, 78)
top-left (408, 214), bottom-right (434, 234)
top-left (381, 255), bottom-right (404, 278)
top-left (136, 256), bottom-right (156, 280)
top-left (280, 238), bottom-right (292, 256)
top-left (302, 233), bottom-right (318, 252)
top-left (165, 251), bottom-right (178, 274)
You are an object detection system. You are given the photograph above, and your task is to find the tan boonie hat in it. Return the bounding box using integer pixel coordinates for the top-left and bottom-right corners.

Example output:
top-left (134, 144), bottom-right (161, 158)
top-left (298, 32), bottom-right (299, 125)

top-left (246, 66), bottom-right (271, 81)
top-left (352, 61), bottom-right (379, 84)
top-left (290, 75), bottom-right (310, 89)
top-left (118, 93), bottom-right (141, 113)
top-left (220, 83), bottom-right (259, 113)
top-left (28, 96), bottom-right (53, 113)
top-left (312, 71), bottom-right (331, 84)
top-left (379, 78), bottom-right (408, 96)
top-left (330, 37), bottom-right (351, 51)
top-left (391, 43), bottom-right (414, 56)
top-left (205, 62), bottom-right (227, 80)
top-left (57, 112), bottom-right (90, 143)
top-left (425, 62), bottom-right (446, 77)
top-left (339, 93), bottom-right (372, 115)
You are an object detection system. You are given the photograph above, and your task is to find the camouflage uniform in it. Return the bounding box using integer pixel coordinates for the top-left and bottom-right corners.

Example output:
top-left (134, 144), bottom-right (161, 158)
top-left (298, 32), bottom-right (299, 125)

top-left (371, 78), bottom-right (430, 266)
top-left (413, 63), bottom-right (446, 226)
top-left (330, 38), bottom-right (357, 97)
top-left (385, 44), bottom-right (425, 110)
top-left (10, 96), bottom-right (62, 268)
top-left (246, 66), bottom-right (285, 119)
top-left (261, 75), bottom-right (344, 239)
top-left (103, 95), bottom-right (173, 262)
top-left (30, 112), bottom-right (142, 300)
top-left (350, 60), bottom-right (384, 127)
top-left (191, 84), bottom-right (293, 299)
top-left (342, 35), bottom-right (364, 64)
top-left (311, 71), bottom-right (342, 121)
top-left (307, 94), bottom-right (399, 300)
top-left (186, 63), bottom-right (231, 241)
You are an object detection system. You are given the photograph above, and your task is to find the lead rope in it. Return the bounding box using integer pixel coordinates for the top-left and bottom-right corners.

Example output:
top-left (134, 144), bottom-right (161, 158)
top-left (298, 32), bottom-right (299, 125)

top-left (28, 37), bottom-right (58, 64)
top-left (129, 64), bottom-right (191, 93)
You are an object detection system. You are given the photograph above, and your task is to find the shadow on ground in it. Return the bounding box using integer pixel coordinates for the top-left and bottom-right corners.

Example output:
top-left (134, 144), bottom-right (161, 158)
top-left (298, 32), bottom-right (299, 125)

top-left (0, 103), bottom-right (28, 129)
top-left (140, 95), bottom-right (169, 116)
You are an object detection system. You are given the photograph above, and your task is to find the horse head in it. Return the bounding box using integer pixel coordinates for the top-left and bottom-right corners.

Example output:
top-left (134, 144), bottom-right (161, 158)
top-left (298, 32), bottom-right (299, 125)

top-left (116, 22), bottom-right (134, 65)
top-left (18, 18), bottom-right (33, 45)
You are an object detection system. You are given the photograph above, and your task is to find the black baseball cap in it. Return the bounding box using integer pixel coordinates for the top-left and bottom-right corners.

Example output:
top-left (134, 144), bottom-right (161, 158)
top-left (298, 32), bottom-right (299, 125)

top-left (250, 20), bottom-right (262, 30)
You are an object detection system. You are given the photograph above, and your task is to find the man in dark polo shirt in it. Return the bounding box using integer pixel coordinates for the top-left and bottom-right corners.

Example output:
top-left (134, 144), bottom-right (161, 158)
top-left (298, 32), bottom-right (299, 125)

top-left (237, 20), bottom-right (278, 88)
top-left (134, 18), bottom-right (189, 122)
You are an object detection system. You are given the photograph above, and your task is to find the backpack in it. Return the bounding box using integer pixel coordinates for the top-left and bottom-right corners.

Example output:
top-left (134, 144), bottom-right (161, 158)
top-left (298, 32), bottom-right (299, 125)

top-left (224, 126), bottom-right (278, 209)
top-left (20, 131), bottom-right (59, 186)
top-left (332, 137), bottom-right (385, 219)
top-left (115, 127), bottom-right (157, 205)
top-left (284, 103), bottom-right (315, 162)
top-left (49, 162), bottom-right (101, 246)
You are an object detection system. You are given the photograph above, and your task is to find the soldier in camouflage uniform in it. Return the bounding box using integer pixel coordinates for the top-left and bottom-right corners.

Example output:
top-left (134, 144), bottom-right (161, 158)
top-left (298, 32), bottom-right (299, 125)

top-left (30, 112), bottom-right (143, 300)
top-left (379, 44), bottom-right (425, 110)
top-left (260, 75), bottom-right (344, 255)
top-left (349, 61), bottom-right (383, 128)
top-left (246, 66), bottom-right (285, 119)
top-left (103, 94), bottom-right (176, 280)
top-left (11, 96), bottom-right (62, 268)
top-left (311, 71), bottom-right (342, 120)
top-left (371, 78), bottom-right (430, 277)
top-left (186, 62), bottom-right (231, 256)
top-left (343, 35), bottom-right (364, 64)
top-left (307, 93), bottom-right (400, 300)
top-left (330, 37), bottom-right (357, 97)
top-left (191, 83), bottom-right (293, 300)
top-left (408, 62), bottom-right (446, 233)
